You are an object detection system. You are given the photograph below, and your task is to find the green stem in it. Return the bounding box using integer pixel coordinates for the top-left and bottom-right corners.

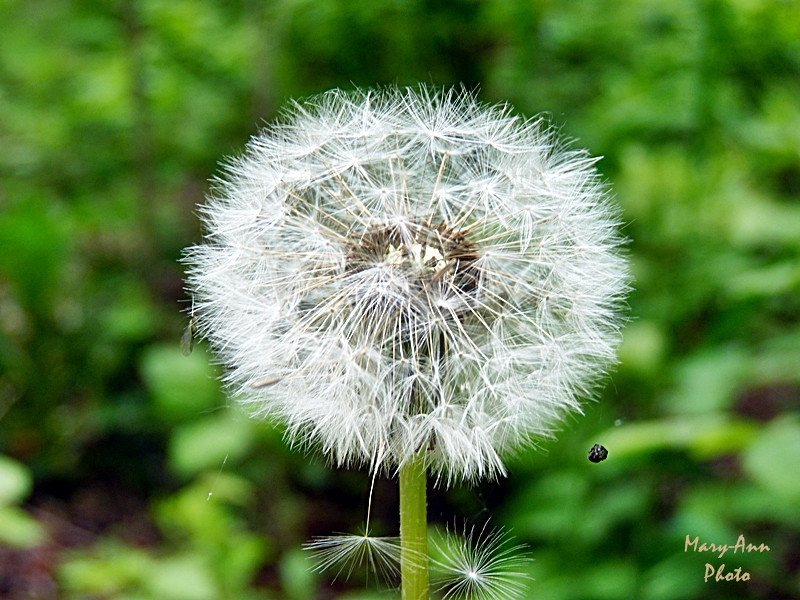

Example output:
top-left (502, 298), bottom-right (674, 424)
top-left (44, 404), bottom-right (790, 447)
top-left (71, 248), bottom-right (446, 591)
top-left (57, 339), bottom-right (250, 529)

top-left (400, 452), bottom-right (428, 600)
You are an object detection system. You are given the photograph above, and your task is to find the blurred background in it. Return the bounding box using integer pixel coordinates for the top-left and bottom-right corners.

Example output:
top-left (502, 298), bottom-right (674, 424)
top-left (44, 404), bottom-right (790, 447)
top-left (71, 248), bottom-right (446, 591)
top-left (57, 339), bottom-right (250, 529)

top-left (1, 0), bottom-right (799, 599)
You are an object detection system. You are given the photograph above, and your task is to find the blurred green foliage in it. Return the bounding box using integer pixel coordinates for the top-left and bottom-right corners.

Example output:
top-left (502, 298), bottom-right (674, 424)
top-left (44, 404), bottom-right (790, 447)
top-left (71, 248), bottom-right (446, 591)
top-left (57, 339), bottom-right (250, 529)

top-left (1, 0), bottom-right (799, 599)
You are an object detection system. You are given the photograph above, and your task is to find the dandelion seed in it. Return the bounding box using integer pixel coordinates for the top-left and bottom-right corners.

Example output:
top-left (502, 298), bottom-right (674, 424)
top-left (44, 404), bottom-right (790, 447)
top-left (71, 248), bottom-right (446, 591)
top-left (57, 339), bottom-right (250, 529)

top-left (205, 454), bottom-right (228, 501)
top-left (183, 85), bottom-right (629, 484)
top-left (180, 298), bottom-right (197, 356)
top-left (304, 453), bottom-right (408, 584)
top-left (431, 524), bottom-right (531, 600)
top-left (305, 532), bottom-right (403, 582)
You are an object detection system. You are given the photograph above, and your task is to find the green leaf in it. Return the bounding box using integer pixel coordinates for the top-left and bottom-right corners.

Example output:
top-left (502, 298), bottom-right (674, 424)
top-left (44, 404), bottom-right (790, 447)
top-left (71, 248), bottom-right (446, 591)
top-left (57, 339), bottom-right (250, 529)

top-left (169, 411), bottom-right (256, 477)
top-left (216, 533), bottom-right (271, 593)
top-left (99, 279), bottom-right (159, 343)
top-left (617, 319), bottom-right (666, 376)
top-left (155, 475), bottom-right (257, 547)
top-left (743, 414), bottom-right (800, 502)
top-left (582, 559), bottom-right (637, 600)
top-left (641, 553), bottom-right (704, 600)
top-left (594, 415), bottom-right (759, 461)
top-left (139, 343), bottom-right (221, 423)
top-left (58, 544), bottom-right (151, 596)
top-left (662, 347), bottom-right (748, 415)
top-left (503, 471), bottom-right (590, 540)
top-left (279, 547), bottom-right (316, 600)
top-left (143, 555), bottom-right (218, 600)
top-left (0, 505), bottom-right (46, 548)
top-left (0, 455), bottom-right (33, 505)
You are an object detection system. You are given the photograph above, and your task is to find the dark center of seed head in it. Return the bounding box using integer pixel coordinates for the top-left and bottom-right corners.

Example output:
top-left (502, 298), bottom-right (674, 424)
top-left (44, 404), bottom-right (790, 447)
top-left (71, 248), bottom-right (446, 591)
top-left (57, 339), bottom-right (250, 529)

top-left (348, 221), bottom-right (480, 300)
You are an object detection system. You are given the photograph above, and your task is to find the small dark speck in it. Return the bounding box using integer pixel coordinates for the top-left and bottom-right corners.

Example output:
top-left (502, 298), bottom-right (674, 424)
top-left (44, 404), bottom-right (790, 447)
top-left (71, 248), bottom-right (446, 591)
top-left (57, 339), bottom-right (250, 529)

top-left (588, 443), bottom-right (608, 463)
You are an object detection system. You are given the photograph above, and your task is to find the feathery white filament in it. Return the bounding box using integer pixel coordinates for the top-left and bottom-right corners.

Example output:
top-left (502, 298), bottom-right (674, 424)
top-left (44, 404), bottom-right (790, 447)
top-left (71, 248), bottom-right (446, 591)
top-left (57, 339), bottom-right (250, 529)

top-left (184, 86), bottom-right (629, 484)
top-left (431, 523), bottom-right (530, 600)
top-left (304, 533), bottom-right (402, 583)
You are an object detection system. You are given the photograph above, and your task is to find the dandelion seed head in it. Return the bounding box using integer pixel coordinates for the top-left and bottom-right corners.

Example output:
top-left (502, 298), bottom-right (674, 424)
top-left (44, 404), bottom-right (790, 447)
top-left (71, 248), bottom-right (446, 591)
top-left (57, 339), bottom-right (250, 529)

top-left (184, 85), bottom-right (630, 484)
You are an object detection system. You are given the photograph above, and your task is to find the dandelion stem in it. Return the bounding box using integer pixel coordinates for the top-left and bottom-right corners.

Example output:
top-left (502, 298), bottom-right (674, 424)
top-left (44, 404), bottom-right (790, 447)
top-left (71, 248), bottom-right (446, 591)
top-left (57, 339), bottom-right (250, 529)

top-left (400, 452), bottom-right (428, 600)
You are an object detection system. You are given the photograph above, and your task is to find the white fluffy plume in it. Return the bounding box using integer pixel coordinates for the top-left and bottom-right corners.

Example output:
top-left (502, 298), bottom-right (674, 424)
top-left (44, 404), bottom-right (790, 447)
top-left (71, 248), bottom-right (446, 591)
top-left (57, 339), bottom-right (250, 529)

top-left (431, 523), bottom-right (531, 600)
top-left (184, 86), bottom-right (629, 484)
top-left (305, 532), bottom-right (402, 583)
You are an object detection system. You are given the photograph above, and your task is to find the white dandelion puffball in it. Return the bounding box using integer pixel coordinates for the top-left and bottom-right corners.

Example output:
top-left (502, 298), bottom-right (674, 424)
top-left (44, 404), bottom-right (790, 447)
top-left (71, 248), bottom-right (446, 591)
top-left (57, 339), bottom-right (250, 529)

top-left (185, 86), bottom-right (629, 483)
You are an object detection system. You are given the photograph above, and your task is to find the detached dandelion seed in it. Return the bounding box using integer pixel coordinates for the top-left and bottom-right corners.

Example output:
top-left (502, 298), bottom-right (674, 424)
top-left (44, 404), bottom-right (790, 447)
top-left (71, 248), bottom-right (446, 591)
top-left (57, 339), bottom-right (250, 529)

top-left (180, 297), bottom-right (197, 356)
top-left (305, 454), bottom-right (405, 584)
top-left (431, 523), bottom-right (531, 600)
top-left (304, 532), bottom-right (402, 583)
